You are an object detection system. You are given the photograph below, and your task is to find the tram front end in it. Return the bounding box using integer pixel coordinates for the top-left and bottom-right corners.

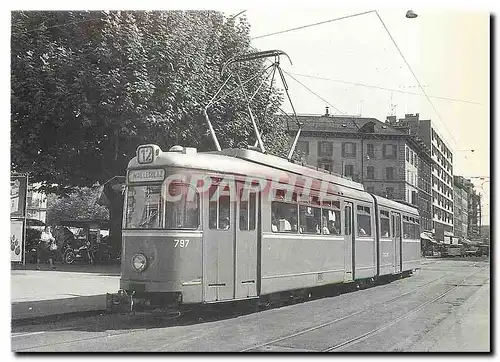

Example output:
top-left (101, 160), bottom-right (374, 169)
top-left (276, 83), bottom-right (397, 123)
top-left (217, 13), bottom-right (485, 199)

top-left (107, 145), bottom-right (203, 314)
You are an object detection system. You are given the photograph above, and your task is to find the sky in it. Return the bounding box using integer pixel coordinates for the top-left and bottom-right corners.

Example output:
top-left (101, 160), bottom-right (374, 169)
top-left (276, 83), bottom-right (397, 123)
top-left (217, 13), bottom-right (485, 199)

top-left (239, 7), bottom-right (490, 225)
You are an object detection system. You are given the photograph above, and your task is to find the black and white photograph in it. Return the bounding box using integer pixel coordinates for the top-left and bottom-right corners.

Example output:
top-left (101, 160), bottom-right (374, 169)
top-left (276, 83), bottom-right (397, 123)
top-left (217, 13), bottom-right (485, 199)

top-left (9, 3), bottom-right (490, 353)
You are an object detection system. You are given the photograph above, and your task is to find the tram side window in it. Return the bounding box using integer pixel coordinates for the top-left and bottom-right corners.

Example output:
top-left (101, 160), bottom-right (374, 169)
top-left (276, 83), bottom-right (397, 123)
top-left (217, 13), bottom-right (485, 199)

top-left (240, 191), bottom-right (256, 231)
top-left (414, 218), bottom-right (420, 239)
top-left (322, 201), bottom-right (341, 235)
top-left (380, 210), bottom-right (390, 238)
top-left (271, 202), bottom-right (298, 233)
top-left (406, 217), bottom-right (419, 239)
top-left (209, 194), bottom-right (231, 230)
top-left (299, 205), bottom-right (322, 234)
top-left (165, 184), bottom-right (199, 229)
top-left (403, 216), bottom-right (412, 239)
top-left (125, 185), bottom-right (163, 229)
top-left (356, 205), bottom-right (372, 236)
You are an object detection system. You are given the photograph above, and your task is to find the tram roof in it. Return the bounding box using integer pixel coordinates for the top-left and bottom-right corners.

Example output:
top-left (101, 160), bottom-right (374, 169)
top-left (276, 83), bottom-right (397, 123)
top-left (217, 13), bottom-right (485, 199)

top-left (371, 194), bottom-right (419, 215)
top-left (214, 148), bottom-right (365, 191)
top-left (128, 146), bottom-right (365, 193)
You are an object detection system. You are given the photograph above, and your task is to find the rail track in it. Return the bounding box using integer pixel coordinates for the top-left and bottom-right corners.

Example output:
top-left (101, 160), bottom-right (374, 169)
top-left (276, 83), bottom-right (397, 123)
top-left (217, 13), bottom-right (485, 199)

top-left (241, 269), bottom-right (484, 352)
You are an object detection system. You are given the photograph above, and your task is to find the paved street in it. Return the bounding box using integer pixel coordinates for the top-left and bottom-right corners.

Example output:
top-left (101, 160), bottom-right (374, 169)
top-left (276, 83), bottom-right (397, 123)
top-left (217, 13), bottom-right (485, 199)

top-left (12, 258), bottom-right (489, 352)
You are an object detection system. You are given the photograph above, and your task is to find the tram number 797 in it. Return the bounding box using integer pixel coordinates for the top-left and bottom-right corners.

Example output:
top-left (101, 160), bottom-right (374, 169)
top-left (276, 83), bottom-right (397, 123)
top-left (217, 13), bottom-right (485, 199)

top-left (174, 239), bottom-right (190, 248)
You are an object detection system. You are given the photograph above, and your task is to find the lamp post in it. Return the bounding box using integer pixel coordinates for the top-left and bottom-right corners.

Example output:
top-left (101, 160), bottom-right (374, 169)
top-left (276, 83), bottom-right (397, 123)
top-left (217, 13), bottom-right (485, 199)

top-left (406, 10), bottom-right (418, 19)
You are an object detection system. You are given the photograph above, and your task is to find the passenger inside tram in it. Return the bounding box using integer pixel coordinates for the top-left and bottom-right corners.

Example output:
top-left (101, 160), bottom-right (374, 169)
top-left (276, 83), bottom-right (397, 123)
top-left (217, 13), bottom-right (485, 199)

top-left (328, 220), bottom-right (340, 234)
top-left (271, 214), bottom-right (279, 232)
top-left (322, 217), bottom-right (330, 235)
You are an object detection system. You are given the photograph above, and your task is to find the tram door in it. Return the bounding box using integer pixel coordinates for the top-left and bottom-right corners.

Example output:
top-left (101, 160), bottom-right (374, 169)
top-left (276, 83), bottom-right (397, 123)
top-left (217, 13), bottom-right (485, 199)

top-left (391, 212), bottom-right (402, 274)
top-left (203, 186), bottom-right (235, 302)
top-left (234, 187), bottom-right (259, 299)
top-left (344, 201), bottom-right (355, 282)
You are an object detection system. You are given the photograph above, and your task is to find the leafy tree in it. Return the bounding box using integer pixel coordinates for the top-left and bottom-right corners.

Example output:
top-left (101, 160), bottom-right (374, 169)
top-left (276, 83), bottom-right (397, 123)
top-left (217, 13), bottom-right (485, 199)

top-left (46, 187), bottom-right (109, 225)
top-left (11, 10), bottom-right (291, 254)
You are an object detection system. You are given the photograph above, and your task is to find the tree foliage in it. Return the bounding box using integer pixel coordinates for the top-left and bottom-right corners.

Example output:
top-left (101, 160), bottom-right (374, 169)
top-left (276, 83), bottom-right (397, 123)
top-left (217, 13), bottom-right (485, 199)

top-left (11, 10), bottom-right (290, 194)
top-left (46, 187), bottom-right (109, 225)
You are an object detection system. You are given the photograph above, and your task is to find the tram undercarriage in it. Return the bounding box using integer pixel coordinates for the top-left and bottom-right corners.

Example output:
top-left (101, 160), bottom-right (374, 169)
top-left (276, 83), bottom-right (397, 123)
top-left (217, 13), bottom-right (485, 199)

top-left (106, 271), bottom-right (416, 317)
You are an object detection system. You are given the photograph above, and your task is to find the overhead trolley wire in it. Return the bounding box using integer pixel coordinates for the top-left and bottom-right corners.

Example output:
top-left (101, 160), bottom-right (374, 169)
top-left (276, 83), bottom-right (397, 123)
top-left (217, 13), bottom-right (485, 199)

top-left (287, 72), bottom-right (485, 106)
top-left (283, 70), bottom-right (347, 115)
top-left (373, 11), bottom-right (460, 148)
top-left (250, 9), bottom-right (463, 148)
top-left (251, 10), bottom-right (376, 40)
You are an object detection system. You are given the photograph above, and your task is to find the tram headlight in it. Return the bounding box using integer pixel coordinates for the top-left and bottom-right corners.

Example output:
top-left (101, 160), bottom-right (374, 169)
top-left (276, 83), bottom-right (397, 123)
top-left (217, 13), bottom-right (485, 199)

top-left (132, 253), bottom-right (147, 272)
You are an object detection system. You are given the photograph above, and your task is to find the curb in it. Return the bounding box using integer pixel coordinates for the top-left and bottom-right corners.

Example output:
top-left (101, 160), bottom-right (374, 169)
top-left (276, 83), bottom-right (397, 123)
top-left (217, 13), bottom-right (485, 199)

top-left (12, 294), bottom-right (108, 321)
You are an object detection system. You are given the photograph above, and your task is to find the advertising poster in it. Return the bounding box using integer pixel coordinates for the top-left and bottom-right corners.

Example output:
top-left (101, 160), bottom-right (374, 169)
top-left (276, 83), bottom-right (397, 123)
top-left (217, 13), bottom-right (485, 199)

top-left (11, 175), bottom-right (28, 217)
top-left (11, 219), bottom-right (24, 263)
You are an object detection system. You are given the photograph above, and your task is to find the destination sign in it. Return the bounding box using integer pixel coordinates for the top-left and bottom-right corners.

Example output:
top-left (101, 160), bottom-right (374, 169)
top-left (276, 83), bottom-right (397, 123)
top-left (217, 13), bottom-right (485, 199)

top-left (128, 169), bottom-right (165, 183)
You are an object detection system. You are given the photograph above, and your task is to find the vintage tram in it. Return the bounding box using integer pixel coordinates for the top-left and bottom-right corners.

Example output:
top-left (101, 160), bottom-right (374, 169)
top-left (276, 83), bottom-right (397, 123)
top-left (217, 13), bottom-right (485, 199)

top-left (115, 143), bottom-right (421, 311)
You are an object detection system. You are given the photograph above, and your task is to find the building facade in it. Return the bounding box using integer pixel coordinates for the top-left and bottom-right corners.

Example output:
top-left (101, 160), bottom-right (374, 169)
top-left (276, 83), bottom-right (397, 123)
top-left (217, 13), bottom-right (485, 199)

top-left (26, 186), bottom-right (48, 222)
top-left (453, 176), bottom-right (469, 239)
top-left (468, 190), bottom-right (482, 240)
top-left (289, 110), bottom-right (432, 232)
top-left (386, 113), bottom-right (454, 241)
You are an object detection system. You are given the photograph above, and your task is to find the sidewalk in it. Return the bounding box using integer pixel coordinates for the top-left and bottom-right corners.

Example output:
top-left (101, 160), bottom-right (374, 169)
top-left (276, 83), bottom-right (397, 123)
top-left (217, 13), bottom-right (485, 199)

top-left (11, 263), bottom-right (120, 321)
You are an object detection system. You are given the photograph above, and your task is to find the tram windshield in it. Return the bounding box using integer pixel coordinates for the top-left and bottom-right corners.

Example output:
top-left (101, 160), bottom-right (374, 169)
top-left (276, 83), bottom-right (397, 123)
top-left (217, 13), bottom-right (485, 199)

top-left (125, 183), bottom-right (199, 229)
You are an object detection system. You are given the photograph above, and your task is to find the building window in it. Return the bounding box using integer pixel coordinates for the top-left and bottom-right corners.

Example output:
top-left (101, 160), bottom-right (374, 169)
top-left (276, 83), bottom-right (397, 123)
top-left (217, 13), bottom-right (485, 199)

top-left (318, 141), bottom-right (333, 157)
top-left (406, 147), bottom-right (410, 162)
top-left (366, 166), bottom-right (375, 179)
top-left (296, 140), bottom-right (309, 156)
top-left (412, 190), bottom-right (417, 205)
top-left (383, 144), bottom-right (397, 159)
top-left (386, 187), bottom-right (394, 199)
top-left (342, 142), bottom-right (357, 158)
top-left (386, 167), bottom-right (394, 180)
top-left (367, 144), bottom-right (375, 159)
top-left (344, 164), bottom-right (354, 177)
top-left (318, 160), bottom-right (332, 172)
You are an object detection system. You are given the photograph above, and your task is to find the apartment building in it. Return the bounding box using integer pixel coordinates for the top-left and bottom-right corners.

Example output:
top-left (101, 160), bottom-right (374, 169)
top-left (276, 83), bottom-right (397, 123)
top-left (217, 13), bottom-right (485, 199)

top-left (287, 109), bottom-right (432, 232)
top-left (386, 113), bottom-right (453, 241)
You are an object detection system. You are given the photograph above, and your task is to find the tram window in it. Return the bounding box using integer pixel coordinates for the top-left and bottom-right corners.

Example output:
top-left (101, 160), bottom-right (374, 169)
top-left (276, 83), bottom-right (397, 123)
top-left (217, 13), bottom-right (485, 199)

top-left (380, 210), bottom-right (390, 238)
top-left (299, 205), bottom-right (321, 234)
top-left (322, 204), bottom-right (341, 235)
top-left (165, 184), bottom-right (199, 229)
top-left (356, 205), bottom-right (372, 237)
top-left (125, 185), bottom-right (163, 229)
top-left (345, 205), bottom-right (352, 235)
top-left (271, 201), bottom-right (298, 233)
top-left (395, 216), bottom-right (401, 237)
top-left (240, 191), bottom-right (256, 231)
top-left (209, 194), bottom-right (231, 230)
top-left (403, 220), bottom-right (411, 239)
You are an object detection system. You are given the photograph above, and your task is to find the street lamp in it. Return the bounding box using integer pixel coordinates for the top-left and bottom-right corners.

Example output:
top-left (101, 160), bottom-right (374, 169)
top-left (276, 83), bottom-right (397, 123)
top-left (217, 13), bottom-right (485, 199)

top-left (406, 10), bottom-right (418, 19)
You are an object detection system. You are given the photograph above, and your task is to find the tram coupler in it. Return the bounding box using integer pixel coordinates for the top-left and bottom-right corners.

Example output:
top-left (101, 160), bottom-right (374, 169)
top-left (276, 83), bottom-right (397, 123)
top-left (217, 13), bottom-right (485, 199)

top-left (106, 289), bottom-right (136, 315)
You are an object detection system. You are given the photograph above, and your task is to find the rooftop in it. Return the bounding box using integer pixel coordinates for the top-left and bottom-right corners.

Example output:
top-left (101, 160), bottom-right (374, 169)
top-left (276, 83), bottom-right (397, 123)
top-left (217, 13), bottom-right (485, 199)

top-left (285, 114), bottom-right (407, 136)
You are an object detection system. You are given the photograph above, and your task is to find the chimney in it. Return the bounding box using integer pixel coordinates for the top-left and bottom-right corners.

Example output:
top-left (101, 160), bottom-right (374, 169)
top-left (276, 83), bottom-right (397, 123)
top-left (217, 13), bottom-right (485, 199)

top-left (325, 106), bottom-right (329, 117)
top-left (386, 115), bottom-right (397, 124)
